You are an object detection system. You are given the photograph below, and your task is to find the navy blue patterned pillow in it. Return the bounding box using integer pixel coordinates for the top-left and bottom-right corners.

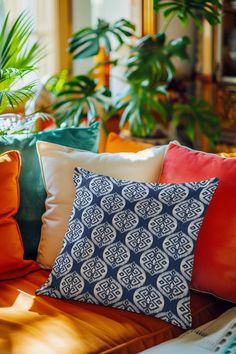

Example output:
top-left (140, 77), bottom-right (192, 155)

top-left (36, 168), bottom-right (218, 329)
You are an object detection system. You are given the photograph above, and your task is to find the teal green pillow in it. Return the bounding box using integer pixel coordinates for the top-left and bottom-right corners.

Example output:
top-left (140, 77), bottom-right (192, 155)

top-left (0, 123), bottom-right (99, 258)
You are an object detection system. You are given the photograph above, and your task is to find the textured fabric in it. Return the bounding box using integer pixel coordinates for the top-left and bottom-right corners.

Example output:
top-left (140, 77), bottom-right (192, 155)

top-left (160, 143), bottom-right (236, 303)
top-left (36, 141), bottom-right (168, 269)
top-left (105, 132), bottom-right (153, 153)
top-left (0, 150), bottom-right (39, 280)
top-left (36, 168), bottom-right (218, 329)
top-left (0, 270), bottom-right (232, 354)
top-left (0, 124), bottom-right (99, 258)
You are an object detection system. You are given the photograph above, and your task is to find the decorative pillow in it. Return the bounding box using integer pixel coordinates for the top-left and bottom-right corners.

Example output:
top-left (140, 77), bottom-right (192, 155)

top-left (36, 168), bottom-right (218, 329)
top-left (159, 143), bottom-right (236, 303)
top-left (0, 123), bottom-right (99, 258)
top-left (105, 132), bottom-right (153, 153)
top-left (36, 141), bottom-right (169, 269)
top-left (0, 151), bottom-right (39, 280)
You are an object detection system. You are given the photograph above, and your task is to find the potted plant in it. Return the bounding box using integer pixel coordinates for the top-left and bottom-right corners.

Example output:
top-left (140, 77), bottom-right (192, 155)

top-left (111, 0), bottom-right (223, 147)
top-left (56, 1), bottom-right (222, 148)
top-left (52, 18), bottom-right (135, 128)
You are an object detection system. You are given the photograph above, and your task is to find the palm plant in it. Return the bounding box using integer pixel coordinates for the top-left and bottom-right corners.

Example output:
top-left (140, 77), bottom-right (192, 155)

top-left (0, 11), bottom-right (43, 113)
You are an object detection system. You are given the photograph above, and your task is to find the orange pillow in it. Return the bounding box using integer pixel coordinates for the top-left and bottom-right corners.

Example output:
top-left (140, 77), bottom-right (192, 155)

top-left (0, 151), bottom-right (39, 280)
top-left (160, 143), bottom-right (236, 303)
top-left (105, 132), bottom-right (153, 153)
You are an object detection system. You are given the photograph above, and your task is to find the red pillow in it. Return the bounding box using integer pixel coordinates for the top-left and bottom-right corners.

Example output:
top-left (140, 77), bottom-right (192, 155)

top-left (0, 150), bottom-right (39, 280)
top-left (159, 143), bottom-right (236, 303)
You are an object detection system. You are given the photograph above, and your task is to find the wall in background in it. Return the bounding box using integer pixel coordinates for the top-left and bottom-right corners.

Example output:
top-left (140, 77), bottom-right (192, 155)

top-left (158, 14), bottom-right (196, 78)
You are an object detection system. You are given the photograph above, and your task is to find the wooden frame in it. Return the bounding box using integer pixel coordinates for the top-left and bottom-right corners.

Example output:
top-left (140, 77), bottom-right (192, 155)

top-left (216, 7), bottom-right (236, 83)
top-left (56, 0), bottom-right (72, 72)
top-left (142, 0), bottom-right (158, 35)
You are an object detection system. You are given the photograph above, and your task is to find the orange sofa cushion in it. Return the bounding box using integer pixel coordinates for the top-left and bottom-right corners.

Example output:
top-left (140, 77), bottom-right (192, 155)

top-left (0, 150), bottom-right (39, 280)
top-left (0, 270), bottom-right (232, 354)
top-left (105, 132), bottom-right (153, 153)
top-left (159, 143), bottom-right (236, 303)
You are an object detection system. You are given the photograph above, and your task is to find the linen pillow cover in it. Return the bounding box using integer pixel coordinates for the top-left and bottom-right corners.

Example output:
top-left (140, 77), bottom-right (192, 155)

top-left (105, 132), bottom-right (153, 153)
top-left (159, 143), bottom-right (236, 303)
top-left (0, 150), bottom-right (39, 280)
top-left (36, 168), bottom-right (218, 329)
top-left (36, 141), bottom-right (169, 269)
top-left (0, 123), bottom-right (99, 258)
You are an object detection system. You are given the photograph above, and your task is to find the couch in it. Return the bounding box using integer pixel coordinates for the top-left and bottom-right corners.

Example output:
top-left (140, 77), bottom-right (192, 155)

top-left (0, 129), bottom-right (235, 354)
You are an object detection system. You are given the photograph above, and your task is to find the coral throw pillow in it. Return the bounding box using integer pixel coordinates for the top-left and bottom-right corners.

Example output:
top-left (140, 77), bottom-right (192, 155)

top-left (0, 151), bottom-right (39, 280)
top-left (105, 132), bottom-right (153, 153)
top-left (160, 143), bottom-right (236, 303)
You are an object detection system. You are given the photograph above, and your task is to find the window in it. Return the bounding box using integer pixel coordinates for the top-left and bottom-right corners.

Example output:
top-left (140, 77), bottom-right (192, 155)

top-left (0, 0), bottom-right (71, 79)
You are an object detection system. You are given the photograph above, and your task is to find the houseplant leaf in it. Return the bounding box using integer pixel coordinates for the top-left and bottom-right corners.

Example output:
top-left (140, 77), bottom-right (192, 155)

top-left (69, 18), bottom-right (135, 60)
top-left (172, 97), bottom-right (221, 147)
top-left (154, 0), bottom-right (222, 27)
top-left (53, 75), bottom-right (112, 127)
top-left (126, 33), bottom-right (190, 85)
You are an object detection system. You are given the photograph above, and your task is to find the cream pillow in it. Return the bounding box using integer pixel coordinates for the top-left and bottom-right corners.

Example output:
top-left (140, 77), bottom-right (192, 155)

top-left (36, 141), bottom-right (172, 268)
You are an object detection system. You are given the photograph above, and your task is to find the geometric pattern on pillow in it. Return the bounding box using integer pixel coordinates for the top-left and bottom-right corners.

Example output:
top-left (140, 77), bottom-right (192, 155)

top-left (36, 168), bottom-right (218, 329)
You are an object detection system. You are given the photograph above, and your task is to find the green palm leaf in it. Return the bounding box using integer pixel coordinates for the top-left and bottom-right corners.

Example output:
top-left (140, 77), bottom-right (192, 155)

top-left (0, 11), bottom-right (44, 113)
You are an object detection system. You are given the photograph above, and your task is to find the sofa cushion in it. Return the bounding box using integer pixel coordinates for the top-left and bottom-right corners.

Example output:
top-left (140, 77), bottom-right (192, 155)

top-left (36, 167), bottom-right (218, 329)
top-left (0, 270), bottom-right (232, 354)
top-left (0, 123), bottom-right (99, 258)
top-left (105, 132), bottom-right (153, 152)
top-left (36, 141), bottom-right (168, 269)
top-left (0, 150), bottom-right (39, 280)
top-left (159, 143), bottom-right (236, 303)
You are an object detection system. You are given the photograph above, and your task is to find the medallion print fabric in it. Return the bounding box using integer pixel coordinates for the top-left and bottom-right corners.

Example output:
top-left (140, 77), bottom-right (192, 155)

top-left (36, 169), bottom-right (219, 329)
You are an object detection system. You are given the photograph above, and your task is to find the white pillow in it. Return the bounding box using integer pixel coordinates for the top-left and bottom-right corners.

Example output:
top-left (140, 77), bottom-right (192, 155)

top-left (36, 141), bottom-right (172, 268)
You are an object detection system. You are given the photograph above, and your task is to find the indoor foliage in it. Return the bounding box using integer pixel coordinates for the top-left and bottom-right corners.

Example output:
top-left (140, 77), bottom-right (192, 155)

top-left (54, 0), bottom-right (223, 147)
top-left (0, 11), bottom-right (43, 114)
